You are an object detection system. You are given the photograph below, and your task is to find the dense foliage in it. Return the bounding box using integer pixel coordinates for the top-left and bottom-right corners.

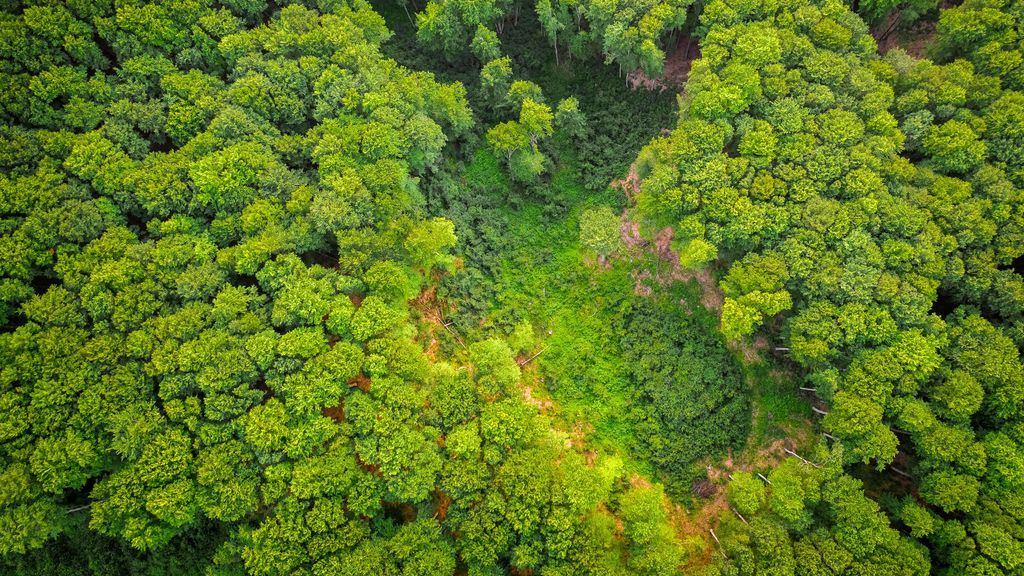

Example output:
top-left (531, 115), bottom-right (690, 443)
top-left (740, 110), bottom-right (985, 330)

top-left (621, 299), bottom-right (750, 489)
top-left (0, 0), bottom-right (477, 568)
top-left (415, 0), bottom-right (694, 73)
top-left (3, 0), bottom-right (1024, 571)
top-left (720, 446), bottom-right (931, 575)
top-left (633, 0), bottom-right (1024, 571)
top-left (0, 0), bottom-right (718, 573)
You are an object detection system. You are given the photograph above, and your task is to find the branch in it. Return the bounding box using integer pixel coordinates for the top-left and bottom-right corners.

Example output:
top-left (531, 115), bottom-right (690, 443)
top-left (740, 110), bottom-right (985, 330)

top-left (730, 506), bottom-right (748, 524)
top-left (437, 307), bottom-right (466, 349)
top-left (784, 447), bottom-right (820, 468)
top-left (891, 466), bottom-right (912, 478)
top-left (66, 500), bottom-right (105, 514)
top-left (709, 528), bottom-right (728, 558)
top-left (517, 347), bottom-right (546, 367)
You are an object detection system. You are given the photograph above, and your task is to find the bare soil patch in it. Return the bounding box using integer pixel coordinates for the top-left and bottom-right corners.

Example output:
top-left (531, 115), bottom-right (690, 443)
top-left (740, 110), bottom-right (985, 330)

top-left (521, 384), bottom-right (553, 413)
top-left (872, 12), bottom-right (938, 57)
top-left (627, 35), bottom-right (701, 92)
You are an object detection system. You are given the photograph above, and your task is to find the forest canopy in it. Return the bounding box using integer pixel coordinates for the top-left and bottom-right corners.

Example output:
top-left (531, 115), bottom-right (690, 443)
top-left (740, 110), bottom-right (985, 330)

top-left (2, 0), bottom-right (1024, 573)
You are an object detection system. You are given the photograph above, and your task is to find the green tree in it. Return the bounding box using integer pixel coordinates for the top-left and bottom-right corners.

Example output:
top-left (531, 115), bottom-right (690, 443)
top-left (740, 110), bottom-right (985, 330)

top-left (579, 206), bottom-right (623, 262)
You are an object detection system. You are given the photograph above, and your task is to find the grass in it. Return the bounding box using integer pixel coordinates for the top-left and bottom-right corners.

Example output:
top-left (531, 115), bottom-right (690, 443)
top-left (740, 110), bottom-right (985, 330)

top-left (374, 0), bottom-right (814, 513)
top-left (439, 145), bottom-right (761, 488)
top-left (738, 358), bottom-right (814, 468)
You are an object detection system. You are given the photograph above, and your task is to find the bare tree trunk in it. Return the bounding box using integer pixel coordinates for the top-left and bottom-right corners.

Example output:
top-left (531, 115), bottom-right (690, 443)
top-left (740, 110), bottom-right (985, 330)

top-left (877, 8), bottom-right (903, 43)
top-left (784, 448), bottom-right (820, 468)
top-left (731, 506), bottom-right (748, 524)
top-left (710, 529), bottom-right (727, 558)
top-left (518, 347), bottom-right (546, 366)
top-left (891, 466), bottom-right (912, 478)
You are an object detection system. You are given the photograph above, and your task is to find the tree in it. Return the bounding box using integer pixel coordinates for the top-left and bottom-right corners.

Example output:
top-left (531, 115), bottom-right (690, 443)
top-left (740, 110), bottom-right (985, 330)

top-left (554, 97), bottom-right (586, 140)
top-left (578, 206), bottom-right (622, 262)
top-left (619, 484), bottom-right (684, 576)
top-left (519, 98), bottom-right (554, 142)
top-left (405, 217), bottom-right (458, 271)
top-left (470, 24), bottom-right (501, 63)
top-left (486, 121), bottom-right (530, 164)
top-left (718, 446), bottom-right (930, 576)
top-left (0, 2), bottom-right (486, 569)
top-left (728, 471), bottom-right (767, 516)
top-left (536, 0), bottom-right (570, 64)
top-left (922, 120), bottom-right (987, 175)
top-left (416, 0), bottom-right (512, 59)
top-left (480, 57), bottom-right (513, 105)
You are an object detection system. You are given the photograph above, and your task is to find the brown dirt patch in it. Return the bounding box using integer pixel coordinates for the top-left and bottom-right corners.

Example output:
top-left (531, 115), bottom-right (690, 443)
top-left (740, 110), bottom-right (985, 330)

top-left (521, 385), bottom-right (553, 413)
top-left (692, 478), bottom-right (718, 499)
top-left (356, 453), bottom-right (381, 475)
top-left (676, 436), bottom-right (812, 568)
top-left (620, 218), bottom-right (646, 250)
top-left (411, 284), bottom-right (467, 350)
top-left (633, 269), bottom-right (654, 297)
top-left (321, 398), bottom-right (345, 422)
top-left (347, 372), bottom-right (371, 392)
top-left (611, 163), bottom-right (642, 202)
top-left (627, 35), bottom-right (700, 92)
top-left (433, 489), bottom-right (452, 521)
top-left (672, 266), bottom-right (724, 313)
top-left (873, 12), bottom-right (937, 57)
top-left (423, 336), bottom-right (440, 361)
top-left (410, 288), bottom-right (444, 361)
top-left (630, 474), bottom-right (653, 489)
top-left (730, 334), bottom-right (768, 363)
top-left (672, 495), bottom-right (729, 570)
top-left (615, 200), bottom-right (724, 314)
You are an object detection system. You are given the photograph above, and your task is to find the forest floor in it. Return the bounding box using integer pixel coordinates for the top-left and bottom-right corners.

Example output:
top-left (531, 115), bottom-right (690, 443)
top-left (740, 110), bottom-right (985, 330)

top-left (871, 7), bottom-right (945, 57)
top-left (627, 34), bottom-right (701, 92)
top-left (373, 2), bottom-right (815, 564)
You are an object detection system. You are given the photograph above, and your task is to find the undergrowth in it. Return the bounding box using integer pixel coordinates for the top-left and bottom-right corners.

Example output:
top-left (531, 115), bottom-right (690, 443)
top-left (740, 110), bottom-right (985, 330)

top-left (375, 0), bottom-right (809, 503)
